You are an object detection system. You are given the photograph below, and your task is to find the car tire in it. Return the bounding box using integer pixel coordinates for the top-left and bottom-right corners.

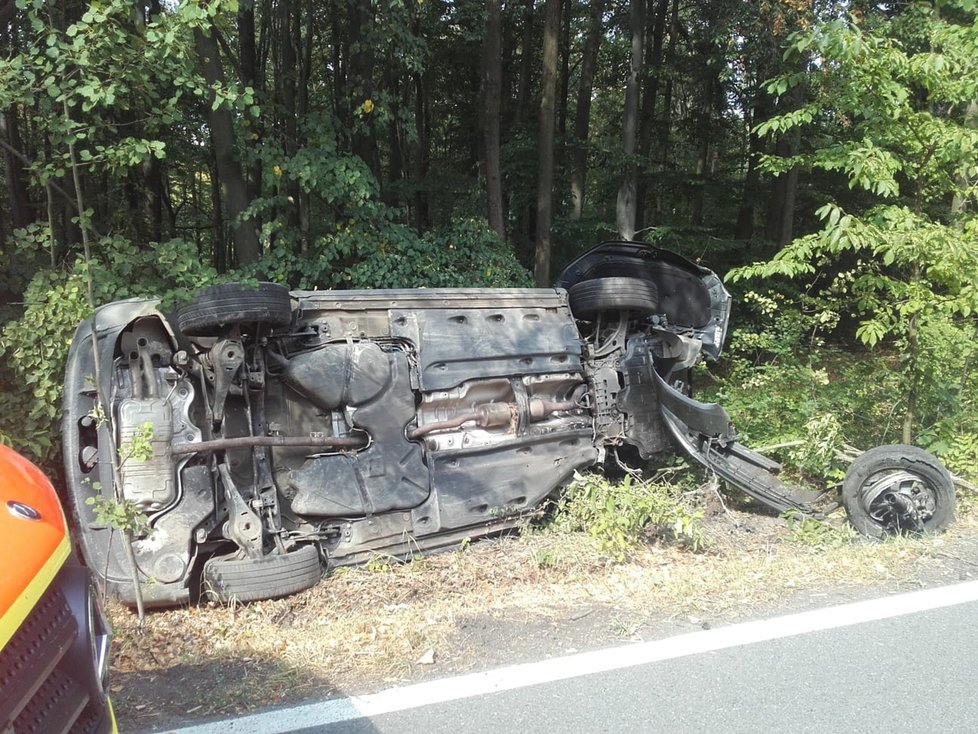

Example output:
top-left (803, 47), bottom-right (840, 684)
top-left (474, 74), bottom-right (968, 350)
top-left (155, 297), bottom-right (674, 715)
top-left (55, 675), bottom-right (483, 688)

top-left (568, 277), bottom-right (659, 319)
top-left (841, 444), bottom-right (954, 538)
top-left (176, 282), bottom-right (292, 337)
top-left (202, 545), bottom-right (323, 603)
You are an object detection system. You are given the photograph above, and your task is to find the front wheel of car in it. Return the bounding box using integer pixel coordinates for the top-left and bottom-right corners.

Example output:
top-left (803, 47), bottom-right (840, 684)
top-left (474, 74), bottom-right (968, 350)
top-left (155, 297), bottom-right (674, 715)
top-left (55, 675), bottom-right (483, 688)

top-left (568, 277), bottom-right (659, 320)
top-left (176, 282), bottom-right (293, 336)
top-left (841, 444), bottom-right (955, 538)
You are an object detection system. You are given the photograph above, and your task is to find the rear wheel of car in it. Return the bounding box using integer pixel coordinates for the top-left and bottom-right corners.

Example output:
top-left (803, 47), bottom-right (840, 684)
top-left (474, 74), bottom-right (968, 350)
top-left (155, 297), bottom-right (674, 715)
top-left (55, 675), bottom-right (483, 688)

top-left (176, 282), bottom-right (292, 337)
top-left (202, 544), bottom-right (323, 603)
top-left (841, 444), bottom-right (955, 538)
top-left (568, 277), bottom-right (659, 320)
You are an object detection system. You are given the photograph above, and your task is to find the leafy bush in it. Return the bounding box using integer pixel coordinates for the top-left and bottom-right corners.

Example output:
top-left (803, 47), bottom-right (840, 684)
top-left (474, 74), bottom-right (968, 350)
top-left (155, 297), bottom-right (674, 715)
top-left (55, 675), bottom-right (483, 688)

top-left (0, 236), bottom-right (221, 461)
top-left (938, 433), bottom-right (978, 482)
top-left (704, 287), bottom-right (978, 485)
top-left (704, 288), bottom-right (835, 451)
top-left (787, 413), bottom-right (847, 483)
top-left (546, 471), bottom-right (704, 561)
top-left (251, 217), bottom-right (531, 290)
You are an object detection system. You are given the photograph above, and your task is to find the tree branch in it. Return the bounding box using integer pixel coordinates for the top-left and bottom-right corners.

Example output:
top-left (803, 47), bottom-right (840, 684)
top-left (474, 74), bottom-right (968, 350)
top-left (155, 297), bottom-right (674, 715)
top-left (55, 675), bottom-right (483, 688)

top-left (0, 137), bottom-right (80, 216)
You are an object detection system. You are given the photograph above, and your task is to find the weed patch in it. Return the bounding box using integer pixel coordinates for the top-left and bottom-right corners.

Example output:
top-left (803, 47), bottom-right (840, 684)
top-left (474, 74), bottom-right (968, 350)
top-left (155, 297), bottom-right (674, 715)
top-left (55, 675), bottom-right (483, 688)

top-left (544, 470), bottom-right (705, 561)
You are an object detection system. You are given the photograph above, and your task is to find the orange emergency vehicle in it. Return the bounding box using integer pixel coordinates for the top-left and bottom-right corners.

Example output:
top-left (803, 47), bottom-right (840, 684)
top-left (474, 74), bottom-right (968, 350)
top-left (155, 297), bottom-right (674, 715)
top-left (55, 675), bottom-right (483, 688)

top-left (0, 444), bottom-right (115, 733)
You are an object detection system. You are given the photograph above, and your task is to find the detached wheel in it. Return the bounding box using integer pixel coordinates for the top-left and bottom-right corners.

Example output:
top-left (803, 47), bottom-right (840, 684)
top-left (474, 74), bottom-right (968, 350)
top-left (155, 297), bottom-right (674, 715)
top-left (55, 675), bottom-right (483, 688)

top-left (842, 444), bottom-right (955, 538)
top-left (176, 282), bottom-right (292, 336)
top-left (202, 545), bottom-right (322, 603)
top-left (568, 277), bottom-right (659, 320)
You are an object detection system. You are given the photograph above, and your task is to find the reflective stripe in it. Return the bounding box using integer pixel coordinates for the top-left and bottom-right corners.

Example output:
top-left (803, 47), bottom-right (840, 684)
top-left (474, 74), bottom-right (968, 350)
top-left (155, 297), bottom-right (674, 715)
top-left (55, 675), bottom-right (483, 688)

top-left (108, 696), bottom-right (119, 734)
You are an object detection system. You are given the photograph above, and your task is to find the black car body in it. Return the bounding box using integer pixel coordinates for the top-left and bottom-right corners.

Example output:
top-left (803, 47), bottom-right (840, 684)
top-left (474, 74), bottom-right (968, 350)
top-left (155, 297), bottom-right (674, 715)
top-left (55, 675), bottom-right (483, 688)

top-left (61, 241), bottom-right (954, 607)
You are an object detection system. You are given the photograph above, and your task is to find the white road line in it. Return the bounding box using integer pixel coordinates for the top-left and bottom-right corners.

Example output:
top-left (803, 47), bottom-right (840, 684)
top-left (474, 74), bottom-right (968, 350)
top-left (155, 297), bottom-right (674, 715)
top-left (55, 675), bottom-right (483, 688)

top-left (164, 579), bottom-right (978, 734)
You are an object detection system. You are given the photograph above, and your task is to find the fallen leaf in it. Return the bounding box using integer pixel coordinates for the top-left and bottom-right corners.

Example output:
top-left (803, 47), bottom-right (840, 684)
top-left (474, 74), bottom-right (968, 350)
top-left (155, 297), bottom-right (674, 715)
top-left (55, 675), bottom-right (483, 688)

top-left (416, 649), bottom-right (435, 665)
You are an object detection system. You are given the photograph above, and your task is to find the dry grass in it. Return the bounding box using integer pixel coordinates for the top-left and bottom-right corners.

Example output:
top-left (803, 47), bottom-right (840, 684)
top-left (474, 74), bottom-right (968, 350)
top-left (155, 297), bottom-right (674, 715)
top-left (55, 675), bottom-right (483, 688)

top-left (108, 496), bottom-right (978, 728)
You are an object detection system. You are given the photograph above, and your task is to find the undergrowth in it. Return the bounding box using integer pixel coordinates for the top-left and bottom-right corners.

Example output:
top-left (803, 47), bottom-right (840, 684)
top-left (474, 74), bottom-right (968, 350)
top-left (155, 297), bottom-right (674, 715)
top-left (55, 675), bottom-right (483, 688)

top-left (701, 287), bottom-right (978, 484)
top-left (544, 470), bottom-right (705, 561)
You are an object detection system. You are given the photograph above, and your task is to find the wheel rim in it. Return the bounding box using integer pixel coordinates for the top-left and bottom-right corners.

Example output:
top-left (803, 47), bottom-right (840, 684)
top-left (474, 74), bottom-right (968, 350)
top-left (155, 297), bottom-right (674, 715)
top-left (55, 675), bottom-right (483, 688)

top-left (860, 469), bottom-right (938, 532)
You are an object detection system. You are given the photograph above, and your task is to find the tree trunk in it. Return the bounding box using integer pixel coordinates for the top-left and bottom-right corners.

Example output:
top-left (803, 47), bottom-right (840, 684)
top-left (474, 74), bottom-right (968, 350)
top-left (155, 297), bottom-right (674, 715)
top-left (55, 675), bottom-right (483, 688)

top-left (384, 59), bottom-right (405, 206)
top-left (615, 0), bottom-right (646, 241)
top-left (195, 27), bottom-right (261, 266)
top-left (412, 70), bottom-right (430, 234)
top-left (635, 0), bottom-right (669, 233)
top-left (239, 1), bottom-right (263, 204)
top-left (569, 0), bottom-right (604, 221)
top-left (1, 110), bottom-right (35, 232)
top-left (513, 0), bottom-right (536, 128)
top-left (649, 0), bottom-right (679, 224)
top-left (298, 0), bottom-right (314, 245)
top-left (557, 0), bottom-right (571, 136)
top-left (533, 0), bottom-right (561, 286)
top-left (765, 66), bottom-right (804, 246)
top-left (765, 118), bottom-right (801, 247)
top-left (691, 66), bottom-right (715, 228)
top-left (765, 160), bottom-right (799, 247)
top-left (209, 160), bottom-right (226, 272)
top-left (735, 100), bottom-right (765, 240)
top-left (349, 0), bottom-right (381, 181)
top-left (141, 157), bottom-right (164, 242)
top-left (902, 310), bottom-right (919, 445)
top-left (484, 0), bottom-right (506, 241)
top-left (275, 0), bottom-right (303, 248)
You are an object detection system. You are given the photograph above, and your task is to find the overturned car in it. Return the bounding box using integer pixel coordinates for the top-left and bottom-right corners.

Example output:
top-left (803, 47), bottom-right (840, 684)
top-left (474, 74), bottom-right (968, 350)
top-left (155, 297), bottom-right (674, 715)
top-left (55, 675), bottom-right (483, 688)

top-left (62, 241), bottom-right (955, 607)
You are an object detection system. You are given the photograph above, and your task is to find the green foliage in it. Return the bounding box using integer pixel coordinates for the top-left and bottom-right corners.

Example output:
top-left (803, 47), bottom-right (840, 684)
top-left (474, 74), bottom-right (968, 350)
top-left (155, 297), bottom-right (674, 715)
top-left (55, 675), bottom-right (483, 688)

top-left (938, 432), bottom-right (978, 482)
top-left (85, 493), bottom-right (151, 537)
top-left (547, 471), bottom-right (704, 561)
top-left (0, 0), bottom-right (219, 181)
top-left (251, 218), bottom-right (532, 290)
top-left (119, 422), bottom-right (155, 464)
top-left (733, 208), bottom-right (978, 349)
top-left (531, 545), bottom-right (562, 570)
top-left (704, 291), bottom-right (978, 482)
top-left (324, 218), bottom-right (532, 289)
top-left (0, 237), bottom-right (221, 461)
top-left (706, 288), bottom-right (836, 453)
top-left (734, 4), bottom-right (978, 441)
top-left (0, 225), bottom-right (55, 326)
top-left (0, 264), bottom-right (94, 458)
top-left (787, 413), bottom-right (846, 484)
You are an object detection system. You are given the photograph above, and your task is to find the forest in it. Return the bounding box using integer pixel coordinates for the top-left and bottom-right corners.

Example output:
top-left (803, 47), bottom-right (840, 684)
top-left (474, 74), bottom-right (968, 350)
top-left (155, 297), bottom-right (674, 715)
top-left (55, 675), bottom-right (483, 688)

top-left (2, 0), bottom-right (978, 484)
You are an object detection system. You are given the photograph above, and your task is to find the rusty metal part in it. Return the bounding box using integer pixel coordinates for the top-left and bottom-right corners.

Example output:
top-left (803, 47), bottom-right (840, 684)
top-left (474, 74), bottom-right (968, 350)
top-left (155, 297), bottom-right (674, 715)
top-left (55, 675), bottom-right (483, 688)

top-left (407, 384), bottom-right (587, 440)
top-left (172, 435), bottom-right (367, 455)
top-left (209, 338), bottom-right (245, 426)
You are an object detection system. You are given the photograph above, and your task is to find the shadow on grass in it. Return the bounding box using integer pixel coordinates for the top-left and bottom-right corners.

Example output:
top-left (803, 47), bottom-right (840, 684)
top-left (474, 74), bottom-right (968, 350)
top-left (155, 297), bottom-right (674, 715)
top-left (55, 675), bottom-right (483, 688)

top-left (112, 652), bottom-right (339, 732)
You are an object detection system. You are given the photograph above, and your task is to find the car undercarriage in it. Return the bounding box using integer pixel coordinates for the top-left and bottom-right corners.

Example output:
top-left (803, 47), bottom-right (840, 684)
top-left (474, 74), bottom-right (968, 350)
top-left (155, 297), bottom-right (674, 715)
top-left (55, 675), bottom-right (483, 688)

top-left (61, 241), bottom-right (956, 607)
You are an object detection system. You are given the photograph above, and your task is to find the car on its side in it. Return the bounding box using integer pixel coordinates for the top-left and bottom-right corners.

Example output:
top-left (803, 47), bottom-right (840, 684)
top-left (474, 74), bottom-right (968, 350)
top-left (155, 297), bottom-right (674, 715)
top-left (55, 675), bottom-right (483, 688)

top-left (61, 240), bottom-right (955, 608)
top-left (0, 444), bottom-right (115, 733)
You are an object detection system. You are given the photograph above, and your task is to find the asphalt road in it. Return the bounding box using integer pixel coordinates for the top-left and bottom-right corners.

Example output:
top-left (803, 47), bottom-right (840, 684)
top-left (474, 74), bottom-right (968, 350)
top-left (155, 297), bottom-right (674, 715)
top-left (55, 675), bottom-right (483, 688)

top-left (170, 580), bottom-right (978, 734)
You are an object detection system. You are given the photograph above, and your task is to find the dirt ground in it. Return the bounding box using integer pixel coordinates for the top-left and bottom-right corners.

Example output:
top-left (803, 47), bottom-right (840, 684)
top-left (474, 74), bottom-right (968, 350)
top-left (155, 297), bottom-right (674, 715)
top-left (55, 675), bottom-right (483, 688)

top-left (108, 492), bottom-right (978, 733)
